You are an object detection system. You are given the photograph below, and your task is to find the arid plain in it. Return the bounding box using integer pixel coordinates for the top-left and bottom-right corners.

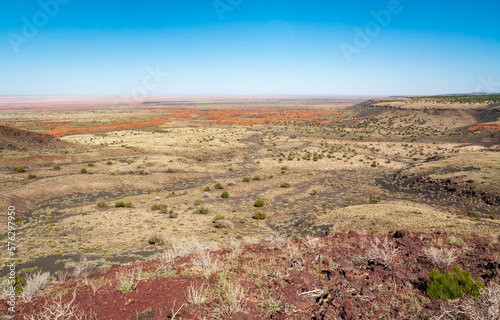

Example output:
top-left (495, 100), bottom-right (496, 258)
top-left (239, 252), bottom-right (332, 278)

top-left (0, 95), bottom-right (499, 319)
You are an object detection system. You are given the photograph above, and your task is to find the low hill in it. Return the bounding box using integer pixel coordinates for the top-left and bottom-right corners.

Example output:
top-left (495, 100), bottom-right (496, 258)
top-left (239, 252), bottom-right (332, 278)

top-left (0, 125), bottom-right (73, 151)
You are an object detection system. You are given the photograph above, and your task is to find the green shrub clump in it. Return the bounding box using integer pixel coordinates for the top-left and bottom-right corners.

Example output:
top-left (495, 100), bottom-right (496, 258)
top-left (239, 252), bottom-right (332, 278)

top-left (254, 199), bottom-right (265, 207)
top-left (242, 177), bottom-right (251, 182)
top-left (53, 165), bottom-right (61, 170)
top-left (252, 211), bottom-right (267, 220)
top-left (221, 191), bottom-right (229, 199)
top-left (115, 201), bottom-right (132, 208)
top-left (280, 182), bottom-right (291, 188)
top-left (369, 195), bottom-right (381, 204)
top-left (204, 186), bottom-right (211, 191)
top-left (252, 175), bottom-right (261, 181)
top-left (427, 266), bottom-right (485, 300)
top-left (214, 214), bottom-right (226, 222)
top-left (28, 174), bottom-right (37, 179)
top-left (13, 167), bottom-right (25, 173)
top-left (194, 206), bottom-right (210, 215)
top-left (97, 200), bottom-right (108, 208)
top-left (80, 168), bottom-right (87, 174)
top-left (214, 183), bottom-right (224, 189)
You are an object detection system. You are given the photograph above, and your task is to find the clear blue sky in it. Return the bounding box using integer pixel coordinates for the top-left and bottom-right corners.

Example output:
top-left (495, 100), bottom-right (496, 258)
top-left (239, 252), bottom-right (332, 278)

top-left (1, 0), bottom-right (499, 96)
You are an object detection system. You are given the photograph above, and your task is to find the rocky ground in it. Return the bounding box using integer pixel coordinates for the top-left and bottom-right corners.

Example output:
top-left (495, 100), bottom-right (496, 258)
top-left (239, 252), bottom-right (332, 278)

top-left (3, 230), bottom-right (499, 320)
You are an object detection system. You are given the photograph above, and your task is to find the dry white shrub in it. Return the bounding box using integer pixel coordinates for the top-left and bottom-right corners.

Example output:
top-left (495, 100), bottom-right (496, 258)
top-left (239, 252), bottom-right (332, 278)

top-left (24, 291), bottom-right (84, 320)
top-left (366, 236), bottom-right (400, 265)
top-left (185, 283), bottom-right (209, 306)
top-left (21, 271), bottom-right (50, 302)
top-left (269, 232), bottom-right (288, 247)
top-left (304, 235), bottom-right (322, 249)
top-left (192, 250), bottom-right (220, 278)
top-left (424, 247), bottom-right (459, 268)
top-left (220, 282), bottom-right (246, 316)
top-left (433, 282), bottom-right (500, 320)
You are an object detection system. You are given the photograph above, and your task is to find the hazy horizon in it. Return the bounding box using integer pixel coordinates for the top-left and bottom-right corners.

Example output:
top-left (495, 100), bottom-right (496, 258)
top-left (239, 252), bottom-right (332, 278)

top-left (1, 0), bottom-right (499, 96)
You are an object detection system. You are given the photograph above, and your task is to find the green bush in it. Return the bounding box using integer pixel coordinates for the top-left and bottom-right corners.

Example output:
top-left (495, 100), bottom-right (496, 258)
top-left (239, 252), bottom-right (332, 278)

top-left (87, 163), bottom-right (94, 167)
top-left (148, 232), bottom-right (166, 245)
top-left (253, 175), bottom-right (261, 181)
top-left (204, 186), bottom-right (211, 191)
top-left (115, 201), bottom-right (132, 208)
top-left (28, 174), bottom-right (37, 179)
top-left (97, 200), bottom-right (108, 208)
top-left (221, 191), bottom-right (229, 199)
top-left (214, 183), bottom-right (224, 189)
top-left (280, 182), bottom-right (291, 188)
top-left (281, 166), bottom-right (288, 171)
top-left (243, 177), bottom-right (251, 182)
top-left (254, 199), bottom-right (265, 207)
top-left (310, 190), bottom-right (317, 196)
top-left (80, 168), bottom-right (87, 174)
top-left (194, 206), bottom-right (210, 215)
top-left (427, 266), bottom-right (485, 300)
top-left (166, 168), bottom-right (174, 173)
top-left (252, 211), bottom-right (267, 220)
top-left (13, 167), bottom-right (25, 173)
top-left (369, 195), bottom-right (381, 204)
top-left (53, 165), bottom-right (61, 170)
top-left (370, 161), bottom-right (377, 167)
top-left (214, 214), bottom-right (226, 222)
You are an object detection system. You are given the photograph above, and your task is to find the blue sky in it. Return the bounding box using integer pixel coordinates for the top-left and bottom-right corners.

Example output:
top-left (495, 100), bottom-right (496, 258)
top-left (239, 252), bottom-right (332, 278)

top-left (1, 0), bottom-right (499, 96)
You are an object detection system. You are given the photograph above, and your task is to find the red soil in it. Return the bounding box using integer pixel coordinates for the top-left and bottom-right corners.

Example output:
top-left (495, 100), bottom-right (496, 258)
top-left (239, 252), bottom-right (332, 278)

top-left (468, 123), bottom-right (500, 132)
top-left (44, 116), bottom-right (166, 137)
top-left (6, 231), bottom-right (499, 320)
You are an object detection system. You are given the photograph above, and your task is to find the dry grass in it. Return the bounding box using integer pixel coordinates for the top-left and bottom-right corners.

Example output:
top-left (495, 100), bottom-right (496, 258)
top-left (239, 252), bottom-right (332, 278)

top-left (316, 201), bottom-right (500, 236)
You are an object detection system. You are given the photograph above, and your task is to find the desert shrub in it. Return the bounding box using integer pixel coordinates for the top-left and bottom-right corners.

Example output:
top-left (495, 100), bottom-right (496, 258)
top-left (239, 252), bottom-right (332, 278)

top-left (310, 190), bottom-right (317, 196)
top-left (221, 191), bottom-right (229, 199)
top-left (166, 167), bottom-right (174, 173)
top-left (169, 210), bottom-right (178, 218)
top-left (28, 174), bottom-right (37, 179)
top-left (13, 167), bottom-right (25, 173)
top-left (252, 211), bottom-right (267, 220)
top-left (280, 182), bottom-right (291, 188)
top-left (115, 201), bottom-right (132, 208)
top-left (194, 206), bottom-right (210, 215)
top-left (52, 165), bottom-right (61, 170)
top-left (252, 175), bottom-right (261, 181)
top-left (369, 195), bottom-right (381, 204)
top-left (424, 247), bottom-right (458, 268)
top-left (370, 161), bottom-right (377, 167)
top-left (21, 271), bottom-right (50, 302)
top-left (254, 199), bottom-right (265, 207)
top-left (214, 183), bottom-right (224, 189)
top-left (215, 220), bottom-right (234, 229)
top-left (194, 200), bottom-right (201, 205)
top-left (151, 204), bottom-right (162, 210)
top-left (242, 177), bottom-right (251, 182)
top-left (87, 163), bottom-right (94, 167)
top-left (227, 181), bottom-right (236, 186)
top-left (204, 186), bottom-right (211, 191)
top-left (80, 168), bottom-right (87, 174)
top-left (214, 214), bottom-right (226, 222)
top-left (281, 166), bottom-right (288, 170)
top-left (148, 232), bottom-right (166, 245)
top-left (186, 283), bottom-right (209, 306)
top-left (97, 200), bottom-right (108, 208)
top-left (427, 266), bottom-right (485, 300)
top-left (366, 237), bottom-right (399, 265)
top-left (0, 275), bottom-right (25, 297)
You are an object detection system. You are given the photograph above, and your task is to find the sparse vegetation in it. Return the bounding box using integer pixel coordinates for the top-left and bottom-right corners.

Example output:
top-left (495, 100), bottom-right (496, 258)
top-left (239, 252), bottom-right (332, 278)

top-left (115, 201), bottom-right (132, 208)
top-left (13, 167), bottom-right (25, 173)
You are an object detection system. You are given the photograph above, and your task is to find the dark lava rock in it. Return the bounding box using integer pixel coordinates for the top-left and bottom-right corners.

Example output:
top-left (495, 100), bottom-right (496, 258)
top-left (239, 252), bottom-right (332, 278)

top-left (393, 230), bottom-right (412, 238)
top-left (138, 308), bottom-right (154, 320)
